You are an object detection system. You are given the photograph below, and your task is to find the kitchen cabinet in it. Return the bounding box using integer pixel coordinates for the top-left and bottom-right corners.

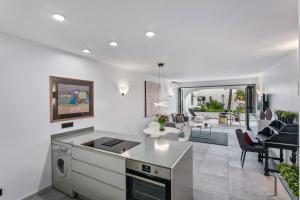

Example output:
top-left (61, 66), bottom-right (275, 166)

top-left (72, 146), bottom-right (126, 200)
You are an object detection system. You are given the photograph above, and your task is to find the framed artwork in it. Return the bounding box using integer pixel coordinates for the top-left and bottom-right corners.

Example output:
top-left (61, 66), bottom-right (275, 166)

top-left (145, 81), bottom-right (160, 117)
top-left (50, 76), bottom-right (94, 122)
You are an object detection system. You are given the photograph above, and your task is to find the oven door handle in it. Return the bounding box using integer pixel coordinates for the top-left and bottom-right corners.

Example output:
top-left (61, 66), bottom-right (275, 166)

top-left (126, 173), bottom-right (166, 188)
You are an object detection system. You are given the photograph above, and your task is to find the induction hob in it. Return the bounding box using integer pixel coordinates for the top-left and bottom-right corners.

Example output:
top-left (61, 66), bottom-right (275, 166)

top-left (81, 137), bottom-right (140, 154)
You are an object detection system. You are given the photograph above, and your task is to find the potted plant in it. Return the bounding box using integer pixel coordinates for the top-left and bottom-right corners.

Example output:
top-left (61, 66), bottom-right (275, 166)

top-left (156, 114), bottom-right (169, 131)
top-left (281, 111), bottom-right (297, 124)
top-left (275, 110), bottom-right (284, 121)
top-left (277, 163), bottom-right (299, 198)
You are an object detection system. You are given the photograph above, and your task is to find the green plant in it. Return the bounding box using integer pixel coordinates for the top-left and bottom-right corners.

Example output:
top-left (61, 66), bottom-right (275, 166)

top-left (206, 99), bottom-right (225, 112)
top-left (275, 110), bottom-right (284, 118)
top-left (200, 104), bottom-right (208, 112)
top-left (278, 163), bottom-right (299, 197)
top-left (281, 111), bottom-right (297, 121)
top-left (235, 90), bottom-right (245, 101)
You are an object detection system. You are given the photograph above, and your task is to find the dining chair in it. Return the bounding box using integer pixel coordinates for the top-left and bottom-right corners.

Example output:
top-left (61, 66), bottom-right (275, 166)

top-left (235, 129), bottom-right (266, 167)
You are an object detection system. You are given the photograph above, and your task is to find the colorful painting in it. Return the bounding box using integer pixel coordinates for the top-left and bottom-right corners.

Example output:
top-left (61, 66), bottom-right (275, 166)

top-left (57, 84), bottom-right (90, 115)
top-left (145, 81), bottom-right (160, 117)
top-left (50, 76), bottom-right (94, 122)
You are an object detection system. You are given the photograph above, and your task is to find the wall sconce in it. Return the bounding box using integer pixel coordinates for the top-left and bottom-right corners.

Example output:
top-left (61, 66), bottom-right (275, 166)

top-left (256, 88), bottom-right (264, 95)
top-left (119, 85), bottom-right (130, 96)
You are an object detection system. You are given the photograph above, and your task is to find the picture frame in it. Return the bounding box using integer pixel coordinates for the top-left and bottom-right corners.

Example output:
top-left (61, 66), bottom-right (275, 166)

top-left (145, 81), bottom-right (160, 117)
top-left (50, 76), bottom-right (94, 122)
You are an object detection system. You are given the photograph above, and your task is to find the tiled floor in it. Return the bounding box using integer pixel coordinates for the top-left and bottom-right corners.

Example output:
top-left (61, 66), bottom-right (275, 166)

top-left (29, 127), bottom-right (289, 200)
top-left (192, 127), bottom-right (289, 200)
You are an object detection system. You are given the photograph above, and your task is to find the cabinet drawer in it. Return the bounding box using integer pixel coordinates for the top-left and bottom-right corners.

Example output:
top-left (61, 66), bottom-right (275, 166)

top-left (72, 172), bottom-right (126, 200)
top-left (72, 159), bottom-right (125, 190)
top-left (72, 147), bottom-right (125, 174)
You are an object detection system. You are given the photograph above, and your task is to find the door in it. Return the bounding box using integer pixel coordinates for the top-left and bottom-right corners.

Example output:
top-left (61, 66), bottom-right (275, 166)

top-left (245, 85), bottom-right (255, 130)
top-left (56, 155), bottom-right (68, 178)
top-left (126, 171), bottom-right (171, 200)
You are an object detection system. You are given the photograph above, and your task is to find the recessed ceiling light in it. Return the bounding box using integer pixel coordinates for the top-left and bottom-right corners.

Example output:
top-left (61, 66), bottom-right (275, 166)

top-left (82, 49), bottom-right (91, 54)
top-left (110, 41), bottom-right (118, 47)
top-left (52, 14), bottom-right (65, 22)
top-left (146, 31), bottom-right (155, 38)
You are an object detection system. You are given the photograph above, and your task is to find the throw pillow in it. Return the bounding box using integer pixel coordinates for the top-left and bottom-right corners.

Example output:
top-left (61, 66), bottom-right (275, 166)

top-left (176, 114), bottom-right (185, 123)
top-left (244, 132), bottom-right (254, 146)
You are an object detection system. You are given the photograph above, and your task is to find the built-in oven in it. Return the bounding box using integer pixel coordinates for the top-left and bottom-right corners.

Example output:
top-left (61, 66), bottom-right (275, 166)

top-left (126, 159), bottom-right (171, 200)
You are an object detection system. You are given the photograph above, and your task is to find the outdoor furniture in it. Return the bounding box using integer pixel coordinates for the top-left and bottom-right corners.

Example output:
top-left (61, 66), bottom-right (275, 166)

top-left (188, 108), bottom-right (198, 119)
top-left (219, 113), bottom-right (228, 124)
top-left (189, 121), bottom-right (212, 137)
top-left (235, 129), bottom-right (266, 167)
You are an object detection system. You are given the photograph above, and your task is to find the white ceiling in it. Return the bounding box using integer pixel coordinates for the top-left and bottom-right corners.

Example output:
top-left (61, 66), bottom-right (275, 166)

top-left (0, 0), bottom-right (298, 81)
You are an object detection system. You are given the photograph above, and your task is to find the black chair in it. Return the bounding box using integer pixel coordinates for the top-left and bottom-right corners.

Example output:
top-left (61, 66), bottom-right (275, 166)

top-left (171, 113), bottom-right (189, 123)
top-left (188, 108), bottom-right (197, 119)
top-left (235, 129), bottom-right (266, 167)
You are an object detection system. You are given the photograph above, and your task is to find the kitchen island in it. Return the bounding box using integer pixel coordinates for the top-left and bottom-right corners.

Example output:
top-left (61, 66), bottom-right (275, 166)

top-left (52, 127), bottom-right (193, 200)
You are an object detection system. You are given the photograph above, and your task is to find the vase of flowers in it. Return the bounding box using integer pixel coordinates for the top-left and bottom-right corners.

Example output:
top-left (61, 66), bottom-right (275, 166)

top-left (156, 114), bottom-right (168, 131)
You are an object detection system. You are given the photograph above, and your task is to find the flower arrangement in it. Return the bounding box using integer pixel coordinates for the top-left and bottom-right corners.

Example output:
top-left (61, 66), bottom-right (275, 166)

top-left (156, 114), bottom-right (169, 131)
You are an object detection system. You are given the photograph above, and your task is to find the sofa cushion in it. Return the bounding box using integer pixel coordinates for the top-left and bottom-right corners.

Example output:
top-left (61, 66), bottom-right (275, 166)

top-left (244, 132), bottom-right (254, 146)
top-left (176, 114), bottom-right (185, 123)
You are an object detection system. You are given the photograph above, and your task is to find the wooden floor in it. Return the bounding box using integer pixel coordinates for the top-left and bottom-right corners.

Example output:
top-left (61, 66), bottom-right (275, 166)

top-left (28, 127), bottom-right (289, 200)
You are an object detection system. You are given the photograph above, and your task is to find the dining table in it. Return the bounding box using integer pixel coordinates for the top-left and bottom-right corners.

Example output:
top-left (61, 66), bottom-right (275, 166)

top-left (143, 126), bottom-right (181, 137)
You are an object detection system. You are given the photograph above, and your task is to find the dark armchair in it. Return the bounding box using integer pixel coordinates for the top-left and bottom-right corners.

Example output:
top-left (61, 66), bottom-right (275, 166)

top-left (188, 108), bottom-right (198, 119)
top-left (171, 113), bottom-right (189, 123)
top-left (235, 129), bottom-right (266, 167)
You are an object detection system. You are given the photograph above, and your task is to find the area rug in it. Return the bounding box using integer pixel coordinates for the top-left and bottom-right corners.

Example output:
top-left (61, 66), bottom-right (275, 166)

top-left (189, 129), bottom-right (228, 146)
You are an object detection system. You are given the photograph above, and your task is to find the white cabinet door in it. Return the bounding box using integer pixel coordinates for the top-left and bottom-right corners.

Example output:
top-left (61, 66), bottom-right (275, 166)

top-left (72, 147), bottom-right (125, 174)
top-left (72, 159), bottom-right (126, 190)
top-left (72, 172), bottom-right (126, 200)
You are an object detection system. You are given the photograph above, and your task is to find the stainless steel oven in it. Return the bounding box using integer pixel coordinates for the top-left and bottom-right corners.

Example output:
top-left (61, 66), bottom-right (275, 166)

top-left (126, 159), bottom-right (171, 200)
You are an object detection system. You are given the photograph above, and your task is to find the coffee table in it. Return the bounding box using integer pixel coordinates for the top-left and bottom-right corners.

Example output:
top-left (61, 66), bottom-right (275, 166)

top-left (189, 121), bottom-right (212, 138)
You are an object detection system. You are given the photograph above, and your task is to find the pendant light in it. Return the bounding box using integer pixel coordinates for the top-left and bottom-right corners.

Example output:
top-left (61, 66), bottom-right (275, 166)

top-left (154, 63), bottom-right (169, 107)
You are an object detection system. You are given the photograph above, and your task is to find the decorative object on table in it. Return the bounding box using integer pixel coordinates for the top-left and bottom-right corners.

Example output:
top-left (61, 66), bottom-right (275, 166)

top-left (50, 76), bottom-right (94, 122)
top-left (277, 163), bottom-right (299, 197)
top-left (258, 110), bottom-right (271, 131)
top-left (204, 123), bottom-right (208, 127)
top-left (153, 63), bottom-right (169, 107)
top-left (194, 115), bottom-right (204, 123)
top-left (156, 114), bottom-right (169, 131)
top-left (265, 108), bottom-right (273, 120)
top-left (145, 81), bottom-right (160, 117)
top-left (259, 110), bottom-right (266, 120)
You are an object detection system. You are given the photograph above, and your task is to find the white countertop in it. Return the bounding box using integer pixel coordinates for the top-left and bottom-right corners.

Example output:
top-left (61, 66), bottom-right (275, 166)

top-left (52, 128), bottom-right (192, 169)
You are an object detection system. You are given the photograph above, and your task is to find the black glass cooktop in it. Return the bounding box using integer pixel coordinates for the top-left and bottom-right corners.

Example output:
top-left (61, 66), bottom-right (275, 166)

top-left (81, 137), bottom-right (140, 154)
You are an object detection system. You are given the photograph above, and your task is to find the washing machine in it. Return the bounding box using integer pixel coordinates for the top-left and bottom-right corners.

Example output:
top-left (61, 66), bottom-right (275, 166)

top-left (52, 142), bottom-right (74, 197)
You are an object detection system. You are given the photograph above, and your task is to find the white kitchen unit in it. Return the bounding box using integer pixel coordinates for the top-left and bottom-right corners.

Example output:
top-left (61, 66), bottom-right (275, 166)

top-left (51, 127), bottom-right (193, 200)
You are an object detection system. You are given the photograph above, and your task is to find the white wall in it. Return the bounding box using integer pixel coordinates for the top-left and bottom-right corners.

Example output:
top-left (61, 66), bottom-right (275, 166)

top-left (258, 50), bottom-right (299, 112)
top-left (0, 33), bottom-right (176, 200)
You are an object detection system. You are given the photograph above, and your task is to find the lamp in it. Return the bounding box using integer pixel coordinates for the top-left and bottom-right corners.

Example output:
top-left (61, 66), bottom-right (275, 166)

top-left (154, 63), bottom-right (169, 107)
top-left (256, 88), bottom-right (264, 95)
top-left (119, 85), bottom-right (130, 96)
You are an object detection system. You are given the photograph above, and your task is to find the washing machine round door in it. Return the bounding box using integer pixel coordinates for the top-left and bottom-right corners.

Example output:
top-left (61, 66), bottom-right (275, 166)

top-left (56, 155), bottom-right (68, 178)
